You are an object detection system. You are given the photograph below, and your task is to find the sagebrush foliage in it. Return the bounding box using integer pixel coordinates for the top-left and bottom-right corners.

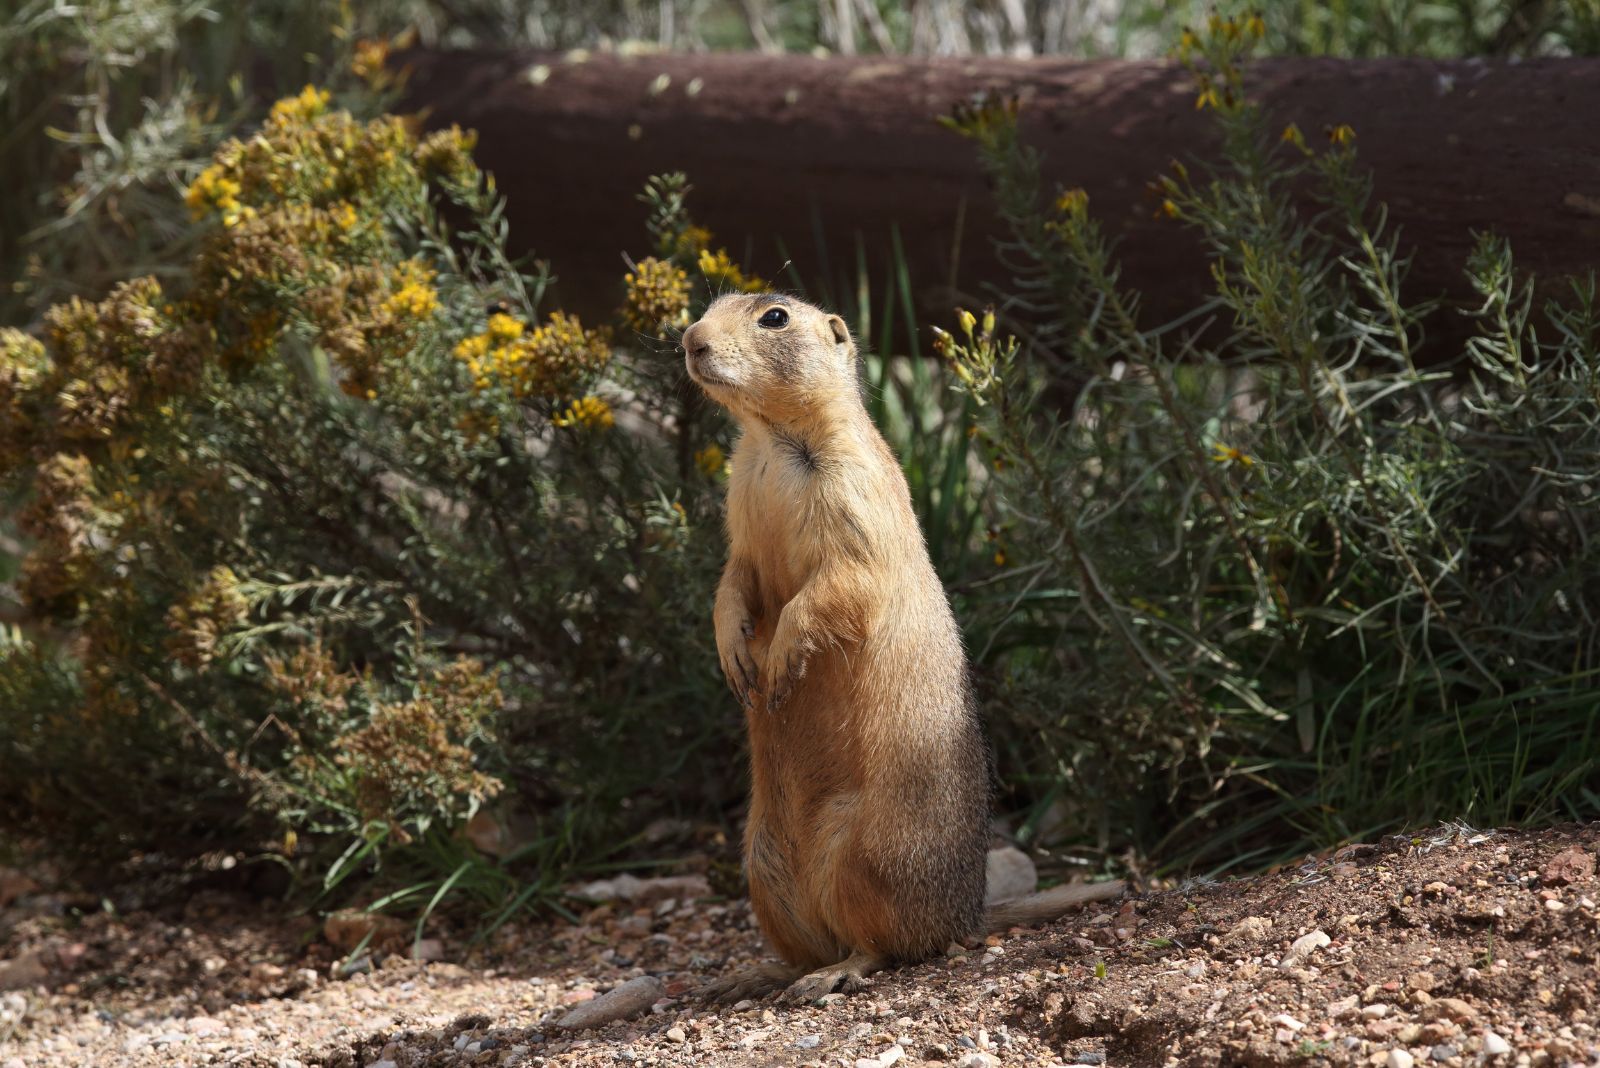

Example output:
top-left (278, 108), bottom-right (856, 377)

top-left (0, 92), bottom-right (745, 883)
top-left (939, 14), bottom-right (1600, 868)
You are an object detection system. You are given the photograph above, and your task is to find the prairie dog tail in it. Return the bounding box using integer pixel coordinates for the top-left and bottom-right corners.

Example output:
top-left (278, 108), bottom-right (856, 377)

top-left (983, 879), bottom-right (1127, 934)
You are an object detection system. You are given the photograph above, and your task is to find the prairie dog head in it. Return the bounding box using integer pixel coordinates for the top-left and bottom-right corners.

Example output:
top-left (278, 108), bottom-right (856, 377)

top-left (682, 294), bottom-right (857, 423)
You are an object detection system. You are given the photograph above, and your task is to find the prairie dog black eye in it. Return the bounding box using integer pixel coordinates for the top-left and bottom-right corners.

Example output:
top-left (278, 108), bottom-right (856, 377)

top-left (758, 307), bottom-right (789, 329)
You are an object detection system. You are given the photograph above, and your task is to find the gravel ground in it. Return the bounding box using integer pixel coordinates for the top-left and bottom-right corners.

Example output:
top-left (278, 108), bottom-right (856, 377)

top-left (3, 822), bottom-right (1599, 1067)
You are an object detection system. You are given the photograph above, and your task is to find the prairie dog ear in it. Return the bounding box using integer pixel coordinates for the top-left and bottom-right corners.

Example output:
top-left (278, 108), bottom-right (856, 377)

top-left (825, 314), bottom-right (851, 348)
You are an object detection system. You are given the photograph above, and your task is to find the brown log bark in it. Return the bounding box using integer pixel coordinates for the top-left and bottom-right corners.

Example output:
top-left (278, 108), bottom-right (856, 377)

top-left (399, 49), bottom-right (1600, 353)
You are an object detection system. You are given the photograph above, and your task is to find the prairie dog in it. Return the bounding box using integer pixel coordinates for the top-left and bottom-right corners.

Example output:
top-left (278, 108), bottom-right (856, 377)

top-left (683, 293), bottom-right (1122, 1003)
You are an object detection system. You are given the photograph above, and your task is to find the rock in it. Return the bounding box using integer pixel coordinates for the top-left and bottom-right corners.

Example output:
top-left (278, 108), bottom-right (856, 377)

top-left (1363, 1004), bottom-right (1392, 1020)
top-left (572, 874), bottom-right (711, 904)
top-left (1408, 971), bottom-right (1438, 993)
top-left (333, 955), bottom-right (372, 978)
top-left (0, 952), bottom-right (48, 991)
top-left (878, 1047), bottom-right (905, 1066)
top-left (410, 938), bottom-right (446, 962)
top-left (465, 810), bottom-right (515, 857)
top-left (665, 1026), bottom-right (687, 1043)
top-left (1328, 994), bottom-right (1361, 1019)
top-left (1421, 1022), bottom-right (1459, 1043)
top-left (322, 910), bottom-right (407, 953)
top-left (554, 976), bottom-right (665, 1030)
top-left (4, 1058), bottom-right (24, 1068)
top-left (958, 1055), bottom-right (1000, 1068)
top-left (1271, 1014), bottom-right (1306, 1032)
top-left (1387, 1049), bottom-right (1415, 1068)
top-left (1280, 929), bottom-right (1331, 968)
top-left (737, 1027), bottom-right (774, 1050)
top-left (1071, 1053), bottom-right (1107, 1066)
top-left (983, 847), bottom-right (1038, 905)
top-left (1483, 1032), bottom-right (1511, 1056)
top-left (1540, 846), bottom-right (1595, 886)
top-left (1430, 1045), bottom-right (1458, 1062)
top-left (1223, 916), bottom-right (1272, 944)
top-left (794, 1035), bottom-right (822, 1049)
top-left (1421, 998), bottom-right (1477, 1023)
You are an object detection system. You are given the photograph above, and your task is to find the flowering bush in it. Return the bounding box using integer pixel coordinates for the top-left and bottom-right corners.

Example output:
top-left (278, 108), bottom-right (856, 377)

top-left (0, 92), bottom-right (744, 886)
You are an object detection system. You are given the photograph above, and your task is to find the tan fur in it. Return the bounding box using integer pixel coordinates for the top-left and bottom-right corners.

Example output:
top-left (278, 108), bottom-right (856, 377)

top-left (684, 294), bottom-right (1122, 1003)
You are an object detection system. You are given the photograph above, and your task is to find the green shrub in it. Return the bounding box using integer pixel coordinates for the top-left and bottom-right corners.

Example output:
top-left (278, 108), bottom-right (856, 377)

top-left (0, 88), bottom-right (758, 899)
top-left (938, 13), bottom-right (1600, 870)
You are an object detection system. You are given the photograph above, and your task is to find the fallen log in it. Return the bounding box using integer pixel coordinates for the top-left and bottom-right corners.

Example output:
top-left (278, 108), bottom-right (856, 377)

top-left (400, 49), bottom-right (1600, 352)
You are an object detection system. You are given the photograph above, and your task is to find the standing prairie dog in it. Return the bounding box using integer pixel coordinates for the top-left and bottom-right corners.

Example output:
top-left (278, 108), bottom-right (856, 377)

top-left (683, 293), bottom-right (1123, 1003)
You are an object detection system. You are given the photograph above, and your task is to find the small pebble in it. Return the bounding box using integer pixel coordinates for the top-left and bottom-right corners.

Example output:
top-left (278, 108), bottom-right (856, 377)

top-left (1483, 1032), bottom-right (1511, 1056)
top-left (793, 1035), bottom-right (821, 1049)
top-left (1387, 1050), bottom-right (1415, 1068)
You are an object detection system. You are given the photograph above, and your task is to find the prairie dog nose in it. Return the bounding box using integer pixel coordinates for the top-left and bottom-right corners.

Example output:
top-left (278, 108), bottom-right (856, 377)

top-left (682, 322), bottom-right (710, 360)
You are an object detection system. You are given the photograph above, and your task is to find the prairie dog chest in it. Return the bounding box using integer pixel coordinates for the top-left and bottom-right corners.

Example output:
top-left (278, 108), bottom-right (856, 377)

top-left (726, 430), bottom-right (827, 609)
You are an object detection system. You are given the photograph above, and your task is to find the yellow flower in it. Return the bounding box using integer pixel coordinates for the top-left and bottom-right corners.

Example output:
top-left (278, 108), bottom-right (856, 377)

top-left (1328, 123), bottom-right (1357, 147)
top-left (1055, 188), bottom-right (1090, 220)
top-left (1211, 442), bottom-right (1254, 467)
top-left (674, 225), bottom-right (713, 257)
top-left (352, 38), bottom-right (390, 86)
top-left (552, 395), bottom-right (614, 430)
top-left (696, 248), bottom-right (765, 293)
top-left (381, 262), bottom-right (440, 320)
top-left (1195, 85), bottom-right (1222, 111)
top-left (184, 164), bottom-right (244, 222)
top-left (1281, 123), bottom-right (1308, 151)
top-left (1160, 198), bottom-right (1181, 219)
top-left (1246, 13), bottom-right (1267, 38)
top-left (694, 443), bottom-right (727, 477)
top-left (623, 257), bottom-right (692, 333)
top-left (455, 311), bottom-right (610, 400)
top-left (414, 126), bottom-right (481, 186)
top-left (487, 312), bottom-right (525, 343)
top-left (270, 85), bottom-right (331, 125)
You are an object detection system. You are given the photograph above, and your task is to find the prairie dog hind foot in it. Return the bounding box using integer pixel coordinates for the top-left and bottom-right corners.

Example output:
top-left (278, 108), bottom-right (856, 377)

top-left (780, 951), bottom-right (886, 1004)
top-left (698, 961), bottom-right (802, 1004)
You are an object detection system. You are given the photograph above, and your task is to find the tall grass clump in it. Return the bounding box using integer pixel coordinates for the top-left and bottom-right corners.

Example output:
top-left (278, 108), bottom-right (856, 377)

top-left (939, 12), bottom-right (1600, 871)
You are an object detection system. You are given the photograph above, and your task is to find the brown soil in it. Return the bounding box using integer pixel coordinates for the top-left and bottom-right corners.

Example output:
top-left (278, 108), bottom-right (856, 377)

top-left (3, 823), bottom-right (1598, 1067)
